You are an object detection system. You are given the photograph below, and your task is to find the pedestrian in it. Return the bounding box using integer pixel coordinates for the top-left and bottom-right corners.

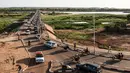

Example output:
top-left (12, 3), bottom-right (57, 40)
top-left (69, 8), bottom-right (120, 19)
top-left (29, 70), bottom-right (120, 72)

top-left (12, 57), bottom-right (15, 65)
top-left (28, 40), bottom-right (31, 46)
top-left (17, 33), bottom-right (20, 40)
top-left (61, 39), bottom-right (63, 43)
top-left (120, 53), bottom-right (124, 58)
top-left (108, 45), bottom-right (112, 53)
top-left (16, 64), bottom-right (22, 72)
top-left (74, 42), bottom-right (76, 50)
top-left (84, 47), bottom-right (89, 54)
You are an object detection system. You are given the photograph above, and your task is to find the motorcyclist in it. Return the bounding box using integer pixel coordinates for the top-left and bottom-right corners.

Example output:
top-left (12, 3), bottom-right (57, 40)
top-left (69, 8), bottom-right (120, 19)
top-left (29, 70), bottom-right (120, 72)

top-left (117, 53), bottom-right (121, 59)
top-left (120, 53), bottom-right (124, 59)
top-left (63, 44), bottom-right (69, 50)
top-left (74, 54), bottom-right (80, 62)
top-left (84, 47), bottom-right (89, 53)
top-left (117, 53), bottom-right (123, 60)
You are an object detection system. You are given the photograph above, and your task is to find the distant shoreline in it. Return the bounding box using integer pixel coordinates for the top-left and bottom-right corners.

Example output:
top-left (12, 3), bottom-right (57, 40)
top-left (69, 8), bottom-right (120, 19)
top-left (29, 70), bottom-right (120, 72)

top-left (42, 11), bottom-right (130, 15)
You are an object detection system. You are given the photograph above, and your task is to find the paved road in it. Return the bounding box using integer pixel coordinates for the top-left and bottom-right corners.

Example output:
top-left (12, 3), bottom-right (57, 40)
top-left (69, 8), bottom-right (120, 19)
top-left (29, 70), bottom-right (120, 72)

top-left (22, 33), bottom-right (130, 73)
top-left (20, 10), bottom-right (130, 73)
top-left (42, 46), bottom-right (130, 73)
top-left (20, 10), bottom-right (50, 73)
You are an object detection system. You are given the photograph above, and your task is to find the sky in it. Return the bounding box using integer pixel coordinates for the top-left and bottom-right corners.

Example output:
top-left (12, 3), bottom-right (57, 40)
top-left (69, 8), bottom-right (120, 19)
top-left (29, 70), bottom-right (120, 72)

top-left (0, 0), bottom-right (130, 8)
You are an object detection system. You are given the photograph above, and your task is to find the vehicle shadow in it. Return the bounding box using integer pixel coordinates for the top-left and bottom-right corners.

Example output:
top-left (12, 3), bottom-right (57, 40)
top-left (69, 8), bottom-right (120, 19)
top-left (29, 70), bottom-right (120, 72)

top-left (28, 45), bottom-right (50, 52)
top-left (16, 58), bottom-right (42, 67)
top-left (64, 60), bottom-right (77, 65)
top-left (46, 61), bottom-right (51, 73)
top-left (24, 37), bottom-right (37, 40)
top-left (104, 59), bottom-right (120, 65)
top-left (16, 58), bottom-right (30, 66)
top-left (102, 66), bottom-right (128, 73)
top-left (50, 49), bottom-right (67, 55)
top-left (15, 45), bottom-right (28, 49)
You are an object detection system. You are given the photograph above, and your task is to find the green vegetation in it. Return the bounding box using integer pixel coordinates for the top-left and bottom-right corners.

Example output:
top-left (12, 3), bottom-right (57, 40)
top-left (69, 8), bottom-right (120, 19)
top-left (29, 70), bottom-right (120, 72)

top-left (41, 13), bottom-right (127, 40)
top-left (55, 31), bottom-right (92, 40)
top-left (1, 7), bottom-right (130, 12)
top-left (41, 14), bottom-right (127, 30)
top-left (98, 44), bottom-right (126, 51)
top-left (0, 13), bottom-right (28, 33)
top-left (42, 13), bottom-right (129, 51)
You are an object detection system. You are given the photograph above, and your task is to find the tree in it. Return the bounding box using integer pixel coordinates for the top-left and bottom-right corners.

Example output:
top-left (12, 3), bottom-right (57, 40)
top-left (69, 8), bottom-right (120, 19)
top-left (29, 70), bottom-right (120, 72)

top-left (127, 14), bottom-right (130, 23)
top-left (52, 11), bottom-right (55, 15)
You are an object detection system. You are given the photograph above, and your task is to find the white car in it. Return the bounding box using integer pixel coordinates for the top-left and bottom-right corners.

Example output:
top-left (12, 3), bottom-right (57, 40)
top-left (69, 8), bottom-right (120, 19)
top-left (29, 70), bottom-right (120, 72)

top-left (45, 41), bottom-right (57, 48)
top-left (26, 30), bottom-right (31, 35)
top-left (35, 51), bottom-right (45, 63)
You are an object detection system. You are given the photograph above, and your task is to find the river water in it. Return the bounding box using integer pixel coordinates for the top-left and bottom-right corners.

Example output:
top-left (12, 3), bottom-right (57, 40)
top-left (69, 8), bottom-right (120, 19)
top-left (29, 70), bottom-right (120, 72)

top-left (57, 11), bottom-right (130, 15)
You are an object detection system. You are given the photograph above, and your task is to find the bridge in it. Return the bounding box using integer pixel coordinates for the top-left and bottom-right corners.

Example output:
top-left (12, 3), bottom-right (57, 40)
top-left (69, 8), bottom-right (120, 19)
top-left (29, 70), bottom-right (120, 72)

top-left (15, 10), bottom-right (130, 73)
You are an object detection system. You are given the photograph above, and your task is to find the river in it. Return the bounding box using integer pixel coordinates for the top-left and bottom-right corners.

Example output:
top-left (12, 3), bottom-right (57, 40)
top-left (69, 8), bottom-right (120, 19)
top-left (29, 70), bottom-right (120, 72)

top-left (56, 11), bottom-right (130, 15)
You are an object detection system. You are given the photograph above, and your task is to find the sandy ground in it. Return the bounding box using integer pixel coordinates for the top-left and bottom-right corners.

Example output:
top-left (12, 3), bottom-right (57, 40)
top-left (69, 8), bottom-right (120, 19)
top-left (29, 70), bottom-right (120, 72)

top-left (0, 39), bottom-right (29, 73)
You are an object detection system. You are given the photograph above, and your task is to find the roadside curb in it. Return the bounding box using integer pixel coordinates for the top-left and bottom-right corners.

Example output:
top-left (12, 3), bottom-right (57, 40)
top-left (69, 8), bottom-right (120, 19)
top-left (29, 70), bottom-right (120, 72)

top-left (20, 39), bottom-right (31, 72)
top-left (64, 42), bottom-right (130, 61)
top-left (65, 42), bottom-right (130, 55)
top-left (22, 66), bottom-right (28, 71)
top-left (49, 60), bottom-right (54, 73)
top-left (102, 65), bottom-right (130, 72)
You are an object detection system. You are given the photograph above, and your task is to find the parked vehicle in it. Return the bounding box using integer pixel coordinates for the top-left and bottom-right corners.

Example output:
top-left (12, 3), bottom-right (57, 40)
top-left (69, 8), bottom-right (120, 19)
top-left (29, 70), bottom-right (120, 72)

top-left (34, 30), bottom-right (38, 34)
top-left (35, 34), bottom-right (41, 40)
top-left (26, 30), bottom-right (31, 35)
top-left (76, 63), bottom-right (102, 73)
top-left (44, 40), bottom-right (57, 48)
top-left (34, 26), bottom-right (37, 30)
top-left (35, 51), bottom-right (45, 63)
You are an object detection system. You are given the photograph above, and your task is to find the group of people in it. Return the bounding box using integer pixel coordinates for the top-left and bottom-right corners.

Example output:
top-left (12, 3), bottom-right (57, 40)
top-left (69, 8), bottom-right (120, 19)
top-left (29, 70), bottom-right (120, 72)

top-left (116, 53), bottom-right (124, 59)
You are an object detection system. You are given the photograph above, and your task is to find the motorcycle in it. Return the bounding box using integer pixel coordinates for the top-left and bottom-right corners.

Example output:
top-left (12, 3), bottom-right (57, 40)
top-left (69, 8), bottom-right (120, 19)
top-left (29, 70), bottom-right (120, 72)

top-left (112, 53), bottom-right (124, 61)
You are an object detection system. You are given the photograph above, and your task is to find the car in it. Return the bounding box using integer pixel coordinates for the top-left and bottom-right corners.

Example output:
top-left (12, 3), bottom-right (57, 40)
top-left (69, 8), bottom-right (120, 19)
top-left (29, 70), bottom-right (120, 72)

top-left (26, 30), bottom-right (31, 35)
top-left (36, 34), bottom-right (41, 40)
top-left (34, 26), bottom-right (37, 30)
top-left (44, 40), bottom-right (57, 48)
top-left (34, 30), bottom-right (38, 34)
top-left (35, 51), bottom-right (45, 63)
top-left (76, 63), bottom-right (102, 73)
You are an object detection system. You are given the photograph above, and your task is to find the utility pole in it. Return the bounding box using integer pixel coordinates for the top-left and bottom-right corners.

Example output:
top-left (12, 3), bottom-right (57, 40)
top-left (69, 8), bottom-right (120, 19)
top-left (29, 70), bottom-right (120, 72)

top-left (93, 13), bottom-right (96, 54)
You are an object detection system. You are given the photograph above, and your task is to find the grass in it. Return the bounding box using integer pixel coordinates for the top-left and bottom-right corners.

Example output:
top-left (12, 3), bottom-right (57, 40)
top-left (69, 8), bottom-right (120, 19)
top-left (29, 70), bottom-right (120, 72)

top-left (41, 14), bottom-right (127, 30)
top-left (55, 31), bottom-right (92, 40)
top-left (0, 13), bottom-right (28, 33)
top-left (42, 13), bottom-right (127, 41)
top-left (98, 44), bottom-right (126, 51)
top-left (42, 13), bottom-right (128, 51)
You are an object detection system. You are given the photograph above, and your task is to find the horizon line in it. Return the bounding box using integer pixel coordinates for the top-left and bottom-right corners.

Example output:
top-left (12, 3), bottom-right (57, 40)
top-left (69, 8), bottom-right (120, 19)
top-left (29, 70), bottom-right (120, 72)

top-left (0, 7), bottom-right (130, 9)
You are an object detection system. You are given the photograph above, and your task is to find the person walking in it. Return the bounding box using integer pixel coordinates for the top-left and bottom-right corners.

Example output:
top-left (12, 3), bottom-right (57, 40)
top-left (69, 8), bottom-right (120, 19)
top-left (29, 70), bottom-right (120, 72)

top-left (74, 42), bottom-right (76, 51)
top-left (16, 64), bottom-right (22, 73)
top-left (28, 40), bottom-right (31, 46)
top-left (108, 45), bottom-right (112, 53)
top-left (17, 33), bottom-right (20, 40)
top-left (84, 47), bottom-right (89, 54)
